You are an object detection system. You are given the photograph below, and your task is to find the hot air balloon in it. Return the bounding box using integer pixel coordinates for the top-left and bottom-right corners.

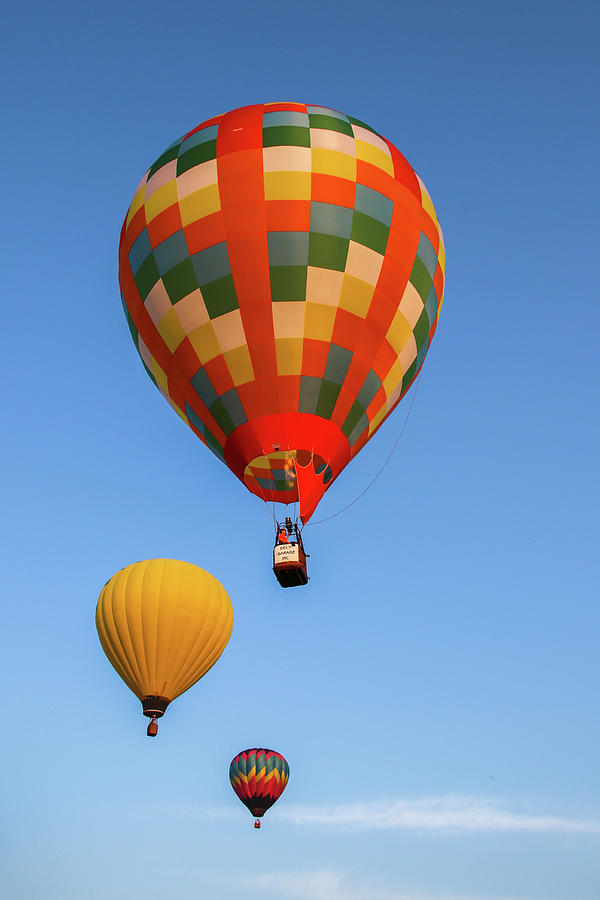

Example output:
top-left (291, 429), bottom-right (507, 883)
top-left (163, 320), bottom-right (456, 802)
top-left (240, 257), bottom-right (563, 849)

top-left (118, 102), bottom-right (445, 542)
top-left (96, 559), bottom-right (233, 736)
top-left (229, 748), bottom-right (290, 828)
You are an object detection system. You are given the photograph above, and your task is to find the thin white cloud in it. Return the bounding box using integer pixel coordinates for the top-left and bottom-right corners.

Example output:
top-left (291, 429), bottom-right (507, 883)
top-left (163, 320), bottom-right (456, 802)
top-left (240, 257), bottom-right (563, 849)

top-left (237, 870), bottom-right (376, 900)
top-left (273, 795), bottom-right (600, 836)
top-left (235, 870), bottom-right (541, 900)
top-left (164, 793), bottom-right (600, 838)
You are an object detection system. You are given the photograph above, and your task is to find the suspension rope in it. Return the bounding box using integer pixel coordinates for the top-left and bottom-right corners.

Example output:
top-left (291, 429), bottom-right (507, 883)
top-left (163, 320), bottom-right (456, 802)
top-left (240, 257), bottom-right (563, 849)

top-left (309, 370), bottom-right (423, 526)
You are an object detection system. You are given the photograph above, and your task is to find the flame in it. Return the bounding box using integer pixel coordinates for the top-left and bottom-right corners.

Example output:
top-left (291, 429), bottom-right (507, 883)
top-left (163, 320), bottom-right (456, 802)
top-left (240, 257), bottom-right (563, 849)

top-left (282, 454), bottom-right (295, 485)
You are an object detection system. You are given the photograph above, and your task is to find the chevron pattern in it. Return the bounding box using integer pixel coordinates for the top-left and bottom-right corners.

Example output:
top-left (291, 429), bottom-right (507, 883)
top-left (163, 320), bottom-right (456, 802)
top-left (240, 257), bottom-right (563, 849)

top-left (229, 748), bottom-right (290, 818)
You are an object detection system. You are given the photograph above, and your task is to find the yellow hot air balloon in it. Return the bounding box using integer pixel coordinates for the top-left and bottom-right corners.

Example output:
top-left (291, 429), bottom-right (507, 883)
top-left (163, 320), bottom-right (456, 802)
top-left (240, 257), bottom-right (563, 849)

top-left (96, 559), bottom-right (233, 736)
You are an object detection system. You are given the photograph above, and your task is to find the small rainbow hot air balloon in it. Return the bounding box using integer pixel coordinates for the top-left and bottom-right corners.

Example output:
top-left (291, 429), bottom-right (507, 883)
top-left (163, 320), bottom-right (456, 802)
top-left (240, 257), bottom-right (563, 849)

top-left (118, 102), bottom-right (444, 526)
top-left (229, 748), bottom-right (289, 828)
top-left (96, 559), bottom-right (233, 735)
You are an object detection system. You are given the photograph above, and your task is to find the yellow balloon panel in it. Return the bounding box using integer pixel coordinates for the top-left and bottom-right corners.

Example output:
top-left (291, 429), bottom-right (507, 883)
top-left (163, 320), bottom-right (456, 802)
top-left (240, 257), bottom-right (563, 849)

top-left (96, 559), bottom-right (233, 703)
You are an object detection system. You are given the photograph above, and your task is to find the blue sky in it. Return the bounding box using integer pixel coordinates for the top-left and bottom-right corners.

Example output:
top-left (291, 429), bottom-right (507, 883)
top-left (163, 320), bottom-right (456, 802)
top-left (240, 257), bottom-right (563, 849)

top-left (2, 1), bottom-right (599, 898)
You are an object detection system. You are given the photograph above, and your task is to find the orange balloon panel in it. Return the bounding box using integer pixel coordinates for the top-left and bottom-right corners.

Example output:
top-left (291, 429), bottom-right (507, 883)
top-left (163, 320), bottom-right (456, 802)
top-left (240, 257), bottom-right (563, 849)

top-left (119, 103), bottom-right (445, 521)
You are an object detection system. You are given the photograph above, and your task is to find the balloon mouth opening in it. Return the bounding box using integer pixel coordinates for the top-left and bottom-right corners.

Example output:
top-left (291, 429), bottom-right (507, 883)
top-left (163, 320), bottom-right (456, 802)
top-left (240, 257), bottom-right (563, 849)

top-left (243, 449), bottom-right (333, 496)
top-left (142, 695), bottom-right (170, 718)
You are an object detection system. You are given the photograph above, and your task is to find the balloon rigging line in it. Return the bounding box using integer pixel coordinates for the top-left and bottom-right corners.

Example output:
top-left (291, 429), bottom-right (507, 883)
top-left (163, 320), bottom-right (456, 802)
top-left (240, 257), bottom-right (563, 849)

top-left (309, 369), bottom-right (424, 526)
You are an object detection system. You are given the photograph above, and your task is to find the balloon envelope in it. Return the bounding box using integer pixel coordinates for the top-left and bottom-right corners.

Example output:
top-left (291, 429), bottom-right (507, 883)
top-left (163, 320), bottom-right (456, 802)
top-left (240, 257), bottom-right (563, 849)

top-left (96, 559), bottom-right (233, 722)
top-left (229, 748), bottom-right (289, 820)
top-left (119, 103), bottom-right (445, 521)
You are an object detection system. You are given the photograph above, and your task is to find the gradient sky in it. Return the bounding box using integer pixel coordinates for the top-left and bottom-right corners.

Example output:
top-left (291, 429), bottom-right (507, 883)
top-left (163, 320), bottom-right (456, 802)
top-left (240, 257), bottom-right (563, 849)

top-left (2, 1), bottom-right (599, 898)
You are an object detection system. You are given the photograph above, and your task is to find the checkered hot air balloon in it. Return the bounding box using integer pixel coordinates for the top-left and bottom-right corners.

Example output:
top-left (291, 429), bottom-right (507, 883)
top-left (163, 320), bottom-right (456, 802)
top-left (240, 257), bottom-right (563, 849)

top-left (118, 103), bottom-right (445, 523)
top-left (229, 748), bottom-right (290, 828)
